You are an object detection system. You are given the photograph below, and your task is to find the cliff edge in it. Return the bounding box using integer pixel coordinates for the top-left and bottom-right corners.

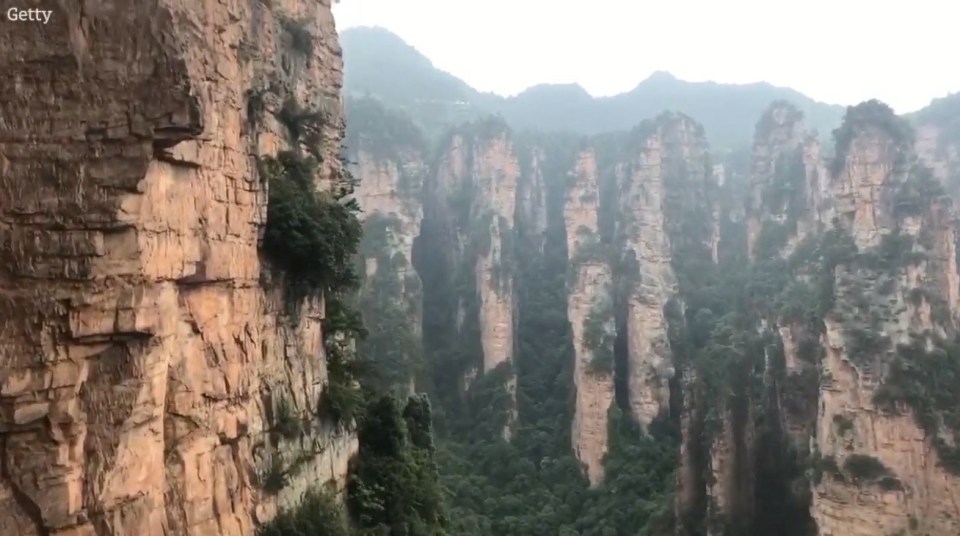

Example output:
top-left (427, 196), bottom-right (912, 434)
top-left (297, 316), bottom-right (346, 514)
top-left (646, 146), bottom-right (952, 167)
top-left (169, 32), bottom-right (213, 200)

top-left (0, 1), bottom-right (354, 534)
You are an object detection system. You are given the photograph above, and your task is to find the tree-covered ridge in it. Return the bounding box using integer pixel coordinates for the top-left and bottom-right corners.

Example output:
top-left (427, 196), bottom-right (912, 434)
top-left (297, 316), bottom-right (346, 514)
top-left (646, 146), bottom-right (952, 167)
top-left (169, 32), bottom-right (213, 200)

top-left (340, 27), bottom-right (845, 149)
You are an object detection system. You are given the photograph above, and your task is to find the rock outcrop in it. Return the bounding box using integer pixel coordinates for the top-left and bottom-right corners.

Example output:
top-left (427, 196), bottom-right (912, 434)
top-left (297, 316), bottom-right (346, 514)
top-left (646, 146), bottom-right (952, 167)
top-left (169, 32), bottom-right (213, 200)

top-left (418, 120), bottom-right (520, 437)
top-left (680, 100), bottom-right (960, 536)
top-left (748, 101), bottom-right (825, 257)
top-left (618, 115), bottom-right (715, 429)
top-left (566, 149), bottom-right (615, 485)
top-left (811, 101), bottom-right (960, 536)
top-left (0, 1), bottom-right (354, 534)
top-left (347, 99), bottom-right (426, 392)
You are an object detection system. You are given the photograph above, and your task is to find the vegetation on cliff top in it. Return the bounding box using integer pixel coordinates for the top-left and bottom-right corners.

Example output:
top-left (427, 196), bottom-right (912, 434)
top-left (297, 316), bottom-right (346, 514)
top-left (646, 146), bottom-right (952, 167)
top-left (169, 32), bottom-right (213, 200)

top-left (830, 99), bottom-right (914, 176)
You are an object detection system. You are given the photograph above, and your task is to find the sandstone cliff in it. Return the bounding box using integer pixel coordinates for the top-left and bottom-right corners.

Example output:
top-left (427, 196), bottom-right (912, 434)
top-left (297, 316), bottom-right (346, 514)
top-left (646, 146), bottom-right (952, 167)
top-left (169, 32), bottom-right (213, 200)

top-left (0, 1), bottom-right (355, 534)
top-left (702, 102), bottom-right (825, 534)
top-left (417, 119), bottom-right (520, 436)
top-left (616, 114), bottom-right (716, 429)
top-left (677, 100), bottom-right (960, 536)
top-left (811, 101), bottom-right (960, 536)
top-left (566, 149), bottom-right (616, 485)
top-left (347, 99), bottom-right (426, 392)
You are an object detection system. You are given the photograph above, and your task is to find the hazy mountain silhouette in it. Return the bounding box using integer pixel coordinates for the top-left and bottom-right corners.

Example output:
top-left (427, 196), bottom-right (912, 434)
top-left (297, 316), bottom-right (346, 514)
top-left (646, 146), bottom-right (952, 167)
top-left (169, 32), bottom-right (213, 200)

top-left (341, 26), bottom-right (846, 148)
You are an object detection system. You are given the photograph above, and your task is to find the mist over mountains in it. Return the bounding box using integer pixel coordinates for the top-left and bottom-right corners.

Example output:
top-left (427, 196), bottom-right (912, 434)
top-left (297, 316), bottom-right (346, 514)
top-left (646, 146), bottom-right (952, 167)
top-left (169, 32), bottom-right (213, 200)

top-left (341, 26), bottom-right (847, 149)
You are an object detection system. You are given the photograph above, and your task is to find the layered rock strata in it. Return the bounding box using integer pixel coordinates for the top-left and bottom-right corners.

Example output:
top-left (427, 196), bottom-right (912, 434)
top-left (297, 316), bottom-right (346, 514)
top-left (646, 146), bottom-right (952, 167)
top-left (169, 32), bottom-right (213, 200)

top-left (0, 1), bottom-right (354, 534)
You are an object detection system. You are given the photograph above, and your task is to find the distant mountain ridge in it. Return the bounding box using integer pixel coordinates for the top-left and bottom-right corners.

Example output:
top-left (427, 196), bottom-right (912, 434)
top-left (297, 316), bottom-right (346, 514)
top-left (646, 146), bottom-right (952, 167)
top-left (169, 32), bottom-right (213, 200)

top-left (340, 26), bottom-right (847, 149)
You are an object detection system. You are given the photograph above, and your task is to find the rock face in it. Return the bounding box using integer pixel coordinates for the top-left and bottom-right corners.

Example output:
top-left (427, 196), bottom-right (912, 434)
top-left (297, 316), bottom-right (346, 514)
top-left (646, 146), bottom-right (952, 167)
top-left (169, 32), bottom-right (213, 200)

top-left (348, 100), bottom-right (427, 392)
top-left (418, 121), bottom-right (520, 436)
top-left (0, 1), bottom-right (355, 535)
top-left (618, 131), bottom-right (677, 428)
top-left (618, 115), bottom-right (715, 429)
top-left (811, 103), bottom-right (960, 536)
top-left (748, 101), bottom-right (825, 257)
top-left (681, 100), bottom-right (960, 535)
top-left (566, 149), bottom-right (615, 485)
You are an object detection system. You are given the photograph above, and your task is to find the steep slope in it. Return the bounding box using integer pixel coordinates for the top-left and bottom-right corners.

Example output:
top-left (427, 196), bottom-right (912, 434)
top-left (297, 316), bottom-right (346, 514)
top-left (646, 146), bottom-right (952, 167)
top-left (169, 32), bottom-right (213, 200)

top-left (341, 27), bottom-right (845, 148)
top-left (0, 2), bottom-right (356, 534)
top-left (414, 118), bottom-right (523, 439)
top-left (347, 98), bottom-right (427, 392)
top-left (811, 101), bottom-right (960, 536)
top-left (670, 99), bottom-right (960, 536)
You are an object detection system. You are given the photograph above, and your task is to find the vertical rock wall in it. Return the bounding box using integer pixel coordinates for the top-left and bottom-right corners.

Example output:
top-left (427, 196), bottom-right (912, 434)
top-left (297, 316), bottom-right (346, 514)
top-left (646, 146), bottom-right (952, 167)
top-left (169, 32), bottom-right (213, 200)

top-left (566, 149), bottom-right (615, 485)
top-left (619, 115), bottom-right (714, 429)
top-left (0, 1), bottom-right (355, 534)
top-left (423, 124), bottom-right (520, 436)
top-left (812, 106), bottom-right (960, 536)
top-left (619, 131), bottom-right (678, 429)
top-left (348, 101), bottom-right (427, 392)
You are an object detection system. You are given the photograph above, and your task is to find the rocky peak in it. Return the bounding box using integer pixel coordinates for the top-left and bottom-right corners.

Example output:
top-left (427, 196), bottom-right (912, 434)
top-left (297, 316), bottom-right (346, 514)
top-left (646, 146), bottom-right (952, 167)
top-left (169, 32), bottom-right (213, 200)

top-left (805, 101), bottom-right (960, 536)
top-left (748, 101), bottom-right (823, 258)
top-left (615, 113), bottom-right (716, 428)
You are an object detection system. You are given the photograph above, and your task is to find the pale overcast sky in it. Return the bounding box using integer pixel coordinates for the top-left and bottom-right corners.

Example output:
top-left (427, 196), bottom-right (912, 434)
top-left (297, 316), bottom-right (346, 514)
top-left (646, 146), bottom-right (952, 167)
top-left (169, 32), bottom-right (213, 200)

top-left (333, 0), bottom-right (959, 113)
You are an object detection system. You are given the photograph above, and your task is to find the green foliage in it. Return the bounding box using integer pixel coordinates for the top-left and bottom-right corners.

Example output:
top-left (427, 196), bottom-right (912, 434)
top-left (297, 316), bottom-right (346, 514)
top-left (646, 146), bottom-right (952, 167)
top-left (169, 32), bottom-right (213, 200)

top-left (911, 92), bottom-right (960, 158)
top-left (274, 395), bottom-right (302, 440)
top-left (258, 486), bottom-right (353, 536)
top-left (277, 98), bottom-right (327, 147)
top-left (842, 454), bottom-right (894, 482)
top-left (844, 327), bottom-right (890, 367)
top-left (345, 97), bottom-right (427, 162)
top-left (755, 101), bottom-right (804, 141)
top-left (409, 132), bottom-right (679, 536)
top-left (277, 15), bottom-right (314, 58)
top-left (319, 372), bottom-right (365, 429)
top-left (356, 215), bottom-right (424, 393)
top-left (754, 220), bottom-right (794, 260)
top-left (262, 456), bottom-right (288, 495)
top-left (261, 151), bottom-right (363, 307)
top-left (347, 396), bottom-right (448, 535)
top-left (318, 297), bottom-right (368, 429)
top-left (892, 164), bottom-right (945, 218)
top-left (832, 414), bottom-right (854, 435)
top-left (583, 299), bottom-right (616, 374)
top-left (811, 452), bottom-right (842, 485)
top-left (831, 100), bottom-right (912, 177)
top-left (569, 228), bottom-right (615, 284)
top-left (874, 337), bottom-right (960, 474)
top-left (853, 232), bottom-right (923, 272)
top-left (760, 147), bottom-right (807, 224)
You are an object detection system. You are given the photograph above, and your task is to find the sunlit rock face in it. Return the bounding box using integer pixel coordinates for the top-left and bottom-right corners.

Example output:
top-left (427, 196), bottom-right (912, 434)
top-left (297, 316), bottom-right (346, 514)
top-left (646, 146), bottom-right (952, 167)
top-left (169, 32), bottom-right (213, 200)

top-left (0, 1), bottom-right (356, 534)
